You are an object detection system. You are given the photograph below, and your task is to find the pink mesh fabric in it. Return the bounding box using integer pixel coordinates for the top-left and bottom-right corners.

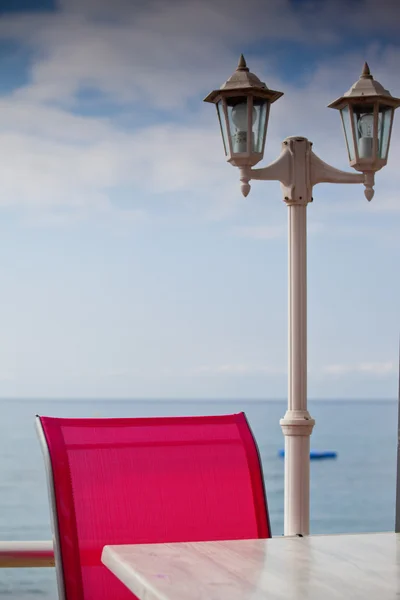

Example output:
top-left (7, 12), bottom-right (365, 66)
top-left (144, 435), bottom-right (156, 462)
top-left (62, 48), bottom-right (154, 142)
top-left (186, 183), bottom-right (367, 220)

top-left (38, 413), bottom-right (270, 600)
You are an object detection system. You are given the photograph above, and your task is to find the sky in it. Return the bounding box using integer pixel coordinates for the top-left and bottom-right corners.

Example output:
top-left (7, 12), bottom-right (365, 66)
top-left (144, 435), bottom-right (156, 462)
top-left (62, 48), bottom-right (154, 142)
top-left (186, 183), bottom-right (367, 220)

top-left (0, 0), bottom-right (398, 399)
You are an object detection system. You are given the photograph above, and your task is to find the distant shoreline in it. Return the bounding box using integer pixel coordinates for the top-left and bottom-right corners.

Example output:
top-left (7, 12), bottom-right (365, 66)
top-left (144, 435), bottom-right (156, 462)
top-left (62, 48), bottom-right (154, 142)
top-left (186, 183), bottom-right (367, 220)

top-left (0, 397), bottom-right (396, 403)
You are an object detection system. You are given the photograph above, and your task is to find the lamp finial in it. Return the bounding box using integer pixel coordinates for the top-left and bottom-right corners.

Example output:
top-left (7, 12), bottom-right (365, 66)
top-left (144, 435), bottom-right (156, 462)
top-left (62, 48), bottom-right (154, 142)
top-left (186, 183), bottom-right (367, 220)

top-left (237, 54), bottom-right (249, 72)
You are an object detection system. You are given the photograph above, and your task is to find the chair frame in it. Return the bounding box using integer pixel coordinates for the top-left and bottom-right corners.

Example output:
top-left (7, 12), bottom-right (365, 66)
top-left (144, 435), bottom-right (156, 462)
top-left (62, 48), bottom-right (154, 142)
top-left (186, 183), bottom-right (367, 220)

top-left (242, 413), bottom-right (271, 536)
top-left (36, 416), bottom-right (67, 600)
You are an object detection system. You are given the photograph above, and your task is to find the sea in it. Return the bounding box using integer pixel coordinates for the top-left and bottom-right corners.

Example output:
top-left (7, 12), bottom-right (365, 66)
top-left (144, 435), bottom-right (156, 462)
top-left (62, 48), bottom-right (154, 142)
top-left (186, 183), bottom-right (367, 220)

top-left (0, 398), bottom-right (398, 598)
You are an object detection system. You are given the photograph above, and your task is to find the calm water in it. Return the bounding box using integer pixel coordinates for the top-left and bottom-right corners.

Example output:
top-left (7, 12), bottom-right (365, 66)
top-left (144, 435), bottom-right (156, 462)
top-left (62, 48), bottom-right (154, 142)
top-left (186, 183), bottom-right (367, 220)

top-left (0, 398), bottom-right (398, 598)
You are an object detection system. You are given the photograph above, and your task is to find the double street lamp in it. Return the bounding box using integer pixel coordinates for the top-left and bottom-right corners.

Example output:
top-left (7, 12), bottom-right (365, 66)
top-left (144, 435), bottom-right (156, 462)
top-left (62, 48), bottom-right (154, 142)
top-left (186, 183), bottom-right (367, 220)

top-left (205, 57), bottom-right (400, 537)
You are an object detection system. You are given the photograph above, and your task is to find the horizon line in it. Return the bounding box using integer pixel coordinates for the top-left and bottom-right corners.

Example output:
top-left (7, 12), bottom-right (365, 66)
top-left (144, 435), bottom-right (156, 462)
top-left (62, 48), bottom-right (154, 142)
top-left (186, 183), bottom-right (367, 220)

top-left (0, 397), bottom-right (396, 402)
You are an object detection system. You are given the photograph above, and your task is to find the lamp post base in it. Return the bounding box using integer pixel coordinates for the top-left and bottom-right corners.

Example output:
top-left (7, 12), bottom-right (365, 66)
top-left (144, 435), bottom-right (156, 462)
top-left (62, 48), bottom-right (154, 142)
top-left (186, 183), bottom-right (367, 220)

top-left (280, 410), bottom-right (315, 536)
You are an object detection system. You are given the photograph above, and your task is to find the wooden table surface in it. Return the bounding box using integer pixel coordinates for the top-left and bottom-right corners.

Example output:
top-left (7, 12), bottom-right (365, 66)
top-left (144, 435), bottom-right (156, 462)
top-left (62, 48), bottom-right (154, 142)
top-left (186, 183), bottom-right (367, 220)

top-left (102, 532), bottom-right (400, 600)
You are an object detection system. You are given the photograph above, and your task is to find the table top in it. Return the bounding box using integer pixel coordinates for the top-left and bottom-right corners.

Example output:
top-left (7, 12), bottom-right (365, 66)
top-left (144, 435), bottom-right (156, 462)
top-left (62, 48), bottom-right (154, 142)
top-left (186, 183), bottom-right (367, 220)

top-left (102, 532), bottom-right (400, 600)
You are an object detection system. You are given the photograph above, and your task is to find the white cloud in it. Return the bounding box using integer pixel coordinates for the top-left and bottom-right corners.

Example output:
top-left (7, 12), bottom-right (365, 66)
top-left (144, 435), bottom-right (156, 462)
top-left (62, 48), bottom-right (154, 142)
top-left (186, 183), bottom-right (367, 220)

top-left (190, 364), bottom-right (286, 376)
top-left (232, 221), bottom-right (325, 240)
top-left (323, 362), bottom-right (397, 376)
top-left (232, 225), bottom-right (286, 240)
top-left (188, 362), bottom-right (397, 379)
top-left (0, 0), bottom-right (398, 228)
top-left (20, 205), bottom-right (148, 229)
top-left (368, 195), bottom-right (400, 212)
top-left (1, 1), bottom-right (304, 109)
top-left (0, 100), bottom-right (236, 220)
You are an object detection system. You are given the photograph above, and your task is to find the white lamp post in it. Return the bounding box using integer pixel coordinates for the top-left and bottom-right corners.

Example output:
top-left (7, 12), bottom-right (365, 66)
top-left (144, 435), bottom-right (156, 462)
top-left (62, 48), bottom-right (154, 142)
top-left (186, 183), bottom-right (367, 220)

top-left (205, 57), bottom-right (400, 537)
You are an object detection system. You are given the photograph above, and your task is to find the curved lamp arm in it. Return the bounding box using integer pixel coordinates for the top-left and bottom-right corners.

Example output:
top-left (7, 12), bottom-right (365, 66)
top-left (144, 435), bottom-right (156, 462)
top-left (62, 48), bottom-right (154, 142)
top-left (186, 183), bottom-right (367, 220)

top-left (239, 136), bottom-right (375, 201)
top-left (239, 144), bottom-right (292, 197)
top-left (310, 152), bottom-right (375, 201)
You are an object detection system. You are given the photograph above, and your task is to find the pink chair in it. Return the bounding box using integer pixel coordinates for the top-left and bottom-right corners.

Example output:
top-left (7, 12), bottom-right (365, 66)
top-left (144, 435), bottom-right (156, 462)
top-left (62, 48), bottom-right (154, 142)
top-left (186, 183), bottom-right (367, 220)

top-left (36, 412), bottom-right (270, 600)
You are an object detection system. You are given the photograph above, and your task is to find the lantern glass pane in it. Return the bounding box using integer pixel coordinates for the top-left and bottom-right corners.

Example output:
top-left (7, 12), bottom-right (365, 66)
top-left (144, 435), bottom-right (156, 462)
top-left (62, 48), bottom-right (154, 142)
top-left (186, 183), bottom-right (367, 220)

top-left (217, 100), bottom-right (229, 156)
top-left (340, 105), bottom-right (355, 160)
top-left (253, 98), bottom-right (269, 153)
top-left (226, 96), bottom-right (250, 154)
top-left (378, 105), bottom-right (393, 159)
top-left (352, 104), bottom-right (375, 159)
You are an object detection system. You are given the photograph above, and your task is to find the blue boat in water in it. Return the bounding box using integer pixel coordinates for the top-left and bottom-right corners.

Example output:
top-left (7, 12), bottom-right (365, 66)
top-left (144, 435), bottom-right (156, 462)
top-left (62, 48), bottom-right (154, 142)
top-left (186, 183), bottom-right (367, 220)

top-left (278, 449), bottom-right (337, 460)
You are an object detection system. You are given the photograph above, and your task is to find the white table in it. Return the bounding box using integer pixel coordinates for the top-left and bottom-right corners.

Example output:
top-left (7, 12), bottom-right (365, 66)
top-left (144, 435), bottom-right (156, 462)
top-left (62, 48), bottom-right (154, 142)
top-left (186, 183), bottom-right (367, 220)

top-left (102, 532), bottom-right (400, 600)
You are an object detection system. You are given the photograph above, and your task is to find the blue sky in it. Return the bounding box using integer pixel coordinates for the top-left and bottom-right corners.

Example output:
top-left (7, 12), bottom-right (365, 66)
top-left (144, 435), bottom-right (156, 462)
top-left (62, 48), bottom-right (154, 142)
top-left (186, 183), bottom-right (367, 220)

top-left (0, 0), bottom-right (398, 399)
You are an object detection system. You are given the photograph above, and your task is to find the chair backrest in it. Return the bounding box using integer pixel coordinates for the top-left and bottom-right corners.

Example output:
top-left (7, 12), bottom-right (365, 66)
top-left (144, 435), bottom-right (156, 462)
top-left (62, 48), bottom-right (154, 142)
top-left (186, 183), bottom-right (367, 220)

top-left (36, 412), bottom-right (270, 600)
